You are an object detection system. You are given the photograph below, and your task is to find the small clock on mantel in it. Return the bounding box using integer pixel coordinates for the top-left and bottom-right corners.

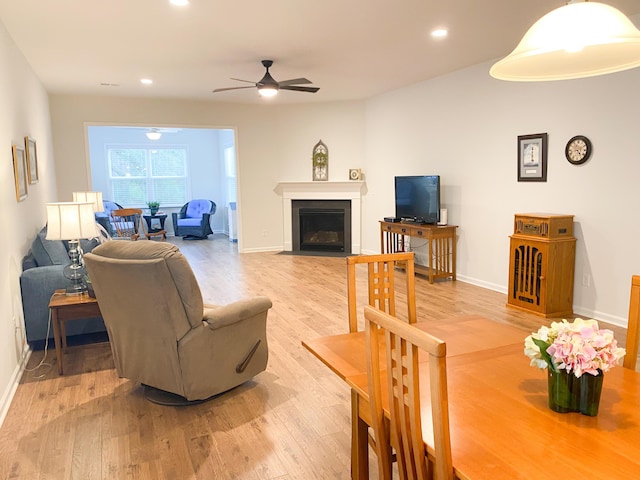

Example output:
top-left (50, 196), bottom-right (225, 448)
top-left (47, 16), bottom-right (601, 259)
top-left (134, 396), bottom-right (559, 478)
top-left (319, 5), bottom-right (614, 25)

top-left (565, 135), bottom-right (592, 165)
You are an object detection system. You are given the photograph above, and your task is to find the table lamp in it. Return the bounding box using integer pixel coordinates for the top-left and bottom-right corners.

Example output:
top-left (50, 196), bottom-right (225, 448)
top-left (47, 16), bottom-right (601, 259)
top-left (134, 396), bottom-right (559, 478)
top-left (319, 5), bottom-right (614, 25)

top-left (46, 202), bottom-right (98, 296)
top-left (72, 191), bottom-right (104, 213)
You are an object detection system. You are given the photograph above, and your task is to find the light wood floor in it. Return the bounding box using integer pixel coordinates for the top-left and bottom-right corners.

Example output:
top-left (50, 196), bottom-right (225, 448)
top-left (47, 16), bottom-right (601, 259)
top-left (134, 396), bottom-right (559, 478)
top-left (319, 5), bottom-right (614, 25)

top-left (0, 236), bottom-right (626, 479)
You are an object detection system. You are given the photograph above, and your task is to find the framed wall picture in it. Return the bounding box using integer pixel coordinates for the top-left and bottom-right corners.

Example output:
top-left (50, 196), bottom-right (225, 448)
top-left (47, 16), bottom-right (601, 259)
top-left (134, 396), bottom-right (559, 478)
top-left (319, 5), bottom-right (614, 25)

top-left (25, 136), bottom-right (38, 184)
top-left (12, 144), bottom-right (28, 201)
top-left (517, 133), bottom-right (548, 182)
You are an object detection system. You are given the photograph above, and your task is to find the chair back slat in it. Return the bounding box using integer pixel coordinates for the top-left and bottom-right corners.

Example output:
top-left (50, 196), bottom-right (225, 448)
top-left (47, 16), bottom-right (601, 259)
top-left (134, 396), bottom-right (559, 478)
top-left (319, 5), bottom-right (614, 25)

top-left (365, 305), bottom-right (454, 480)
top-left (624, 275), bottom-right (640, 370)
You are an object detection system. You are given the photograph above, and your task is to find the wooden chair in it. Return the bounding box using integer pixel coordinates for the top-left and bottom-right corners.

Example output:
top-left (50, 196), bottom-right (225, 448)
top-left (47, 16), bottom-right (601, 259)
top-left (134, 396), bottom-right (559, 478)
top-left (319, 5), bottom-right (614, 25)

top-left (111, 208), bottom-right (166, 241)
top-left (111, 208), bottom-right (143, 240)
top-left (624, 275), bottom-right (640, 370)
top-left (364, 305), bottom-right (454, 480)
top-left (346, 252), bottom-right (417, 477)
top-left (346, 252), bottom-right (417, 333)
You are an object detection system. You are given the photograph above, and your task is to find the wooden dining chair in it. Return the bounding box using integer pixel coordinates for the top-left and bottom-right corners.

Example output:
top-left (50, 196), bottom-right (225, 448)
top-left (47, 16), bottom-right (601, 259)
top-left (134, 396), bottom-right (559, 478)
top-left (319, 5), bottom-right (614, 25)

top-left (346, 252), bottom-right (417, 333)
top-left (364, 305), bottom-right (454, 480)
top-left (346, 252), bottom-right (417, 477)
top-left (623, 275), bottom-right (640, 370)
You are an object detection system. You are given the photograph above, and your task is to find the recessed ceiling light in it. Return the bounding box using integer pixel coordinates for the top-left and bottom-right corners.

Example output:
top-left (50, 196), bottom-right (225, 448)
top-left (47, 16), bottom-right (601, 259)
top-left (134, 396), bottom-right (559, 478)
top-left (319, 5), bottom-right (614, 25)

top-left (431, 29), bottom-right (448, 38)
top-left (140, 78), bottom-right (153, 85)
top-left (170, 0), bottom-right (189, 6)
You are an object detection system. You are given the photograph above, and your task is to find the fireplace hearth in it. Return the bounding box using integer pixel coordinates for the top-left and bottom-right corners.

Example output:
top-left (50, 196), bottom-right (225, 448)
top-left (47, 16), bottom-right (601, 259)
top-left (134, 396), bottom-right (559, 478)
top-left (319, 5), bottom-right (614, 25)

top-left (292, 200), bottom-right (351, 253)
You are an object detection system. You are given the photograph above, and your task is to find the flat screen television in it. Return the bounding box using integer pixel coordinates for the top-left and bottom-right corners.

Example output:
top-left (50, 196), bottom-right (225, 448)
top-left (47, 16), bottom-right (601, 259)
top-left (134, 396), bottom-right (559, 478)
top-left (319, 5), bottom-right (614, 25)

top-left (394, 175), bottom-right (440, 224)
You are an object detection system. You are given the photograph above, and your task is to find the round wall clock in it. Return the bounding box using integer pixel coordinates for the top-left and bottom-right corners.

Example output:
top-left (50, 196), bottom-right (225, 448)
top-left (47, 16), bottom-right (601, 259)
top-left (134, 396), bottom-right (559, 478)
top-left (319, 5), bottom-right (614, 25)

top-left (565, 135), bottom-right (592, 165)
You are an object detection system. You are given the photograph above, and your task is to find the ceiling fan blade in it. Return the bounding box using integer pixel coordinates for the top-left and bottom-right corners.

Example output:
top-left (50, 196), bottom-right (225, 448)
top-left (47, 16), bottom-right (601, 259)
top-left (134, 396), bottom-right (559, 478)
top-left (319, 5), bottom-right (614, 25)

top-left (212, 86), bottom-right (256, 93)
top-left (230, 78), bottom-right (258, 85)
top-left (280, 85), bottom-right (320, 93)
top-left (278, 78), bottom-right (312, 87)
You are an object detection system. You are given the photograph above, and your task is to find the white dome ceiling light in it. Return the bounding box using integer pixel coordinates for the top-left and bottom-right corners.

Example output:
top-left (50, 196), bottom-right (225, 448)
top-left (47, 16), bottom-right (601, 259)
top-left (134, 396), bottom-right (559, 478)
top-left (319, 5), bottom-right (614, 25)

top-left (490, 1), bottom-right (640, 81)
top-left (146, 129), bottom-right (162, 140)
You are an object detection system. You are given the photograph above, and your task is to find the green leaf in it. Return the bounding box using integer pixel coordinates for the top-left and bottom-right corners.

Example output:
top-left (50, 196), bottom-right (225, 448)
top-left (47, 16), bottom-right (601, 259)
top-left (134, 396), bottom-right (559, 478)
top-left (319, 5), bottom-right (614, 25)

top-left (532, 337), bottom-right (558, 373)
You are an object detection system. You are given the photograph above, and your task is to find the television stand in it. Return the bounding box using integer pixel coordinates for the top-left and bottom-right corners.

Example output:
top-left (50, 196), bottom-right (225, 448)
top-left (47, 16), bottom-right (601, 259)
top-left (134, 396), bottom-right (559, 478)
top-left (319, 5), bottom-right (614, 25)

top-left (380, 221), bottom-right (457, 283)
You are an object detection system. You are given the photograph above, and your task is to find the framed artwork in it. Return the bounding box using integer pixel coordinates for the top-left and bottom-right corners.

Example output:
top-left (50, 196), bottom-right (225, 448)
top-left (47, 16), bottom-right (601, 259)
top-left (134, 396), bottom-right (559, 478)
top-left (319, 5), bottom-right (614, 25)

top-left (25, 136), bottom-right (38, 184)
top-left (12, 144), bottom-right (28, 201)
top-left (518, 133), bottom-right (548, 182)
top-left (312, 139), bottom-right (328, 181)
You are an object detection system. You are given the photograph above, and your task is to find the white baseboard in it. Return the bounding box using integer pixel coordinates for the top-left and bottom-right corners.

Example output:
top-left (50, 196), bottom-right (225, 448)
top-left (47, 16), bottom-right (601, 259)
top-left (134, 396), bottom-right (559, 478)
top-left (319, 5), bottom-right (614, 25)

top-left (455, 274), bottom-right (507, 295)
top-left (0, 344), bottom-right (31, 429)
top-left (241, 246), bottom-right (284, 253)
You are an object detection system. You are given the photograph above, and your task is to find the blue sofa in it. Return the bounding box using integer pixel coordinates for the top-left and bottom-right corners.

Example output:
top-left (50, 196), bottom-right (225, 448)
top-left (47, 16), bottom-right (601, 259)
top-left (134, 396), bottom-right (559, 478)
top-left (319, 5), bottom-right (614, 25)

top-left (20, 226), bottom-right (105, 348)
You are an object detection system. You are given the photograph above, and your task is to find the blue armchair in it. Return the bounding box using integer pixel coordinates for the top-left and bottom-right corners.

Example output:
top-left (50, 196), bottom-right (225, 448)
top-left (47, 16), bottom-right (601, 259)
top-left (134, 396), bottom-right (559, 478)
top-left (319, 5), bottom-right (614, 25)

top-left (172, 199), bottom-right (216, 239)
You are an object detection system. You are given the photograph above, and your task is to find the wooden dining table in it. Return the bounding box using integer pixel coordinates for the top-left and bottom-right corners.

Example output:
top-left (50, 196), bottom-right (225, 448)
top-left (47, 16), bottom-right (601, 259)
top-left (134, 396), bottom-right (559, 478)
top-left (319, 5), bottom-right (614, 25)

top-left (302, 315), bottom-right (640, 480)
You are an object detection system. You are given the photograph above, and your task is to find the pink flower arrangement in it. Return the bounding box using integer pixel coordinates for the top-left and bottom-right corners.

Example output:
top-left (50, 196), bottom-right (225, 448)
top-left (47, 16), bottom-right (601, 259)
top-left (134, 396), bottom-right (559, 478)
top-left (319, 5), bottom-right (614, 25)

top-left (524, 318), bottom-right (626, 378)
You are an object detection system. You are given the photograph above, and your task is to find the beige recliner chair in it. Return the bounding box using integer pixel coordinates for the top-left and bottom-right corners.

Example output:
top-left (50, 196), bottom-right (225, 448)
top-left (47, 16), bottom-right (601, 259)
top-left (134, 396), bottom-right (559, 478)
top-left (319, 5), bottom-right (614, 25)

top-left (83, 241), bottom-right (272, 404)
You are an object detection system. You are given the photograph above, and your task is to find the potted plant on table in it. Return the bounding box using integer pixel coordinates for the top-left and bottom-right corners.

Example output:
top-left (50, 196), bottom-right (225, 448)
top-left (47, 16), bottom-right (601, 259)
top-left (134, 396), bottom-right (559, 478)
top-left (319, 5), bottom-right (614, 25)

top-left (524, 318), bottom-right (625, 416)
top-left (147, 201), bottom-right (160, 216)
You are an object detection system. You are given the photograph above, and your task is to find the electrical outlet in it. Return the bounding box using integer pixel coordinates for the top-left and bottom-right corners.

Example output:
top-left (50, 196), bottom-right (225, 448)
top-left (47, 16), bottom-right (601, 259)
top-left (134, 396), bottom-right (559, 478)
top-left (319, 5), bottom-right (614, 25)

top-left (261, 229), bottom-right (268, 237)
top-left (582, 273), bottom-right (591, 287)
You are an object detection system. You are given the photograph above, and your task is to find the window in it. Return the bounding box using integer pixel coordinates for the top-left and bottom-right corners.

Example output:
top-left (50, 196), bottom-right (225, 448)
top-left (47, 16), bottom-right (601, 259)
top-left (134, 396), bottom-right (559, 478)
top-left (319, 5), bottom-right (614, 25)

top-left (108, 146), bottom-right (188, 206)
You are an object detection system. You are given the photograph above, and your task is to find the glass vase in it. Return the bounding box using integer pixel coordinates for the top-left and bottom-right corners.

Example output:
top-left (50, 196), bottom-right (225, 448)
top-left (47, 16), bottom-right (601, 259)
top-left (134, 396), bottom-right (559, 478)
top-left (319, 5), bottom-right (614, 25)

top-left (547, 369), bottom-right (604, 416)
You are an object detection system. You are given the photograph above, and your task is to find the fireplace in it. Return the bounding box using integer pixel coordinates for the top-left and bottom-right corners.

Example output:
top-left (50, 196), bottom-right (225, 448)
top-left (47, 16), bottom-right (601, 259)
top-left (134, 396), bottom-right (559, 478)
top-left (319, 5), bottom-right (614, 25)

top-left (292, 200), bottom-right (351, 253)
top-left (276, 181), bottom-right (365, 254)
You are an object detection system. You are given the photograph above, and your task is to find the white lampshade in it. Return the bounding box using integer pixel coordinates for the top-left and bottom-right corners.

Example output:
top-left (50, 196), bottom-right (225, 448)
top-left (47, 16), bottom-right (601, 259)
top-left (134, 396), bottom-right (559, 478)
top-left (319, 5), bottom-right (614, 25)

top-left (490, 1), bottom-right (640, 81)
top-left (46, 202), bottom-right (98, 241)
top-left (72, 191), bottom-right (104, 212)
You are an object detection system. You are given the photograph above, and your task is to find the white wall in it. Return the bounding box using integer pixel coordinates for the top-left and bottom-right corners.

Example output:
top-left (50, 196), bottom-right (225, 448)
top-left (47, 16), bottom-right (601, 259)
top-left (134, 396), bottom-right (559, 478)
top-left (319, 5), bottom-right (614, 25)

top-left (0, 22), bottom-right (58, 423)
top-left (363, 61), bottom-right (640, 326)
top-left (49, 97), bottom-right (366, 253)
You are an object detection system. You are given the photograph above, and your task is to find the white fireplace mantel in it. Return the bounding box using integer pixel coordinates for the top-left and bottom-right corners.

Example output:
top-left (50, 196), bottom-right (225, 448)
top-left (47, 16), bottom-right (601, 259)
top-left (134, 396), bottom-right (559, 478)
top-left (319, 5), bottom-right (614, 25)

top-left (275, 181), bottom-right (366, 253)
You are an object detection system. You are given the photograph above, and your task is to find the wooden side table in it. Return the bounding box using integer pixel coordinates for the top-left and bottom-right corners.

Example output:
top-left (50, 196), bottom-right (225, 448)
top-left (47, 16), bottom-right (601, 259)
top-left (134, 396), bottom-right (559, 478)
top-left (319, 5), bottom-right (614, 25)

top-left (48, 289), bottom-right (103, 375)
top-left (143, 213), bottom-right (167, 240)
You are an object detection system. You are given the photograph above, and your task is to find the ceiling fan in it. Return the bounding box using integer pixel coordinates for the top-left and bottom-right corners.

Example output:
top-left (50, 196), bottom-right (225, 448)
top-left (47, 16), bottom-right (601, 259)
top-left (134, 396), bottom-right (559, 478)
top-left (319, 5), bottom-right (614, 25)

top-left (213, 60), bottom-right (319, 97)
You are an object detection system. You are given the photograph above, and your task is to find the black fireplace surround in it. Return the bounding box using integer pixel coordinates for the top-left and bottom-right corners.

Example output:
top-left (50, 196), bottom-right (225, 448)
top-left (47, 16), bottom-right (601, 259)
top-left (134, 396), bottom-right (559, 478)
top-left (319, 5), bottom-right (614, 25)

top-left (292, 200), bottom-right (352, 253)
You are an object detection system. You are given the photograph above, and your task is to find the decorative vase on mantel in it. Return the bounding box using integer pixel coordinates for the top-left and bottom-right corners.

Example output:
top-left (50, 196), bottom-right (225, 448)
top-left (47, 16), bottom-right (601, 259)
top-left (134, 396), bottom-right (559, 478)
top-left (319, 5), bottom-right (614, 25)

top-left (547, 369), bottom-right (604, 416)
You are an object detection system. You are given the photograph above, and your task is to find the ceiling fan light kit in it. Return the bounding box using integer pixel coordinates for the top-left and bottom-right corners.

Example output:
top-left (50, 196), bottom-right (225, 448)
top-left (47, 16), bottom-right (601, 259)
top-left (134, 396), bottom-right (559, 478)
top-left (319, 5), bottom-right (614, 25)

top-left (258, 87), bottom-right (278, 97)
top-left (146, 129), bottom-right (162, 140)
top-left (213, 60), bottom-right (319, 97)
top-left (490, 1), bottom-right (640, 81)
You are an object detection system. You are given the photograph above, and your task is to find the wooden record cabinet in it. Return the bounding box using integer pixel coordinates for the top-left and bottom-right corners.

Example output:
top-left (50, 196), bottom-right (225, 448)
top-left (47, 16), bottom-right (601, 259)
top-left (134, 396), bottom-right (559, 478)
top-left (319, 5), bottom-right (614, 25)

top-left (507, 213), bottom-right (576, 318)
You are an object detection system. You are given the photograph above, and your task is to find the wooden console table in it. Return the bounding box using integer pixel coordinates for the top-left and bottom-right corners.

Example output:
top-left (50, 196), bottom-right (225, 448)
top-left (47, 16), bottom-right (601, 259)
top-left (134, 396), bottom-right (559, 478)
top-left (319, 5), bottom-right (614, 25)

top-left (379, 221), bottom-right (457, 283)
